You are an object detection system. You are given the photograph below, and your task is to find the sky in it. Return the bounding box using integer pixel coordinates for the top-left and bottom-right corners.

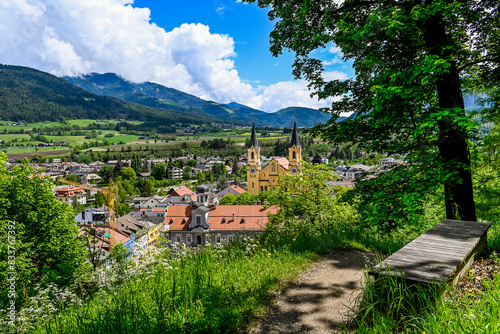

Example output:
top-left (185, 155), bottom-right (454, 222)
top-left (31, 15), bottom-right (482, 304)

top-left (0, 0), bottom-right (354, 112)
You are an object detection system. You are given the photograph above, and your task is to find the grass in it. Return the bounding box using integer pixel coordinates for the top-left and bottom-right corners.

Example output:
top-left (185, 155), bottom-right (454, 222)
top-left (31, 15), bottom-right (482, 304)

top-left (0, 134), bottom-right (32, 141)
top-left (25, 241), bottom-right (314, 334)
top-left (96, 134), bottom-right (139, 144)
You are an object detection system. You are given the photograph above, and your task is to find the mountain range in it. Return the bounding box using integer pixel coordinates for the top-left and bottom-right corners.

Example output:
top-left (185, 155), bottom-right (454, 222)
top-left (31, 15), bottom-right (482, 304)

top-left (64, 72), bottom-right (335, 127)
top-left (0, 64), bottom-right (335, 128)
top-left (0, 64), bottom-right (223, 128)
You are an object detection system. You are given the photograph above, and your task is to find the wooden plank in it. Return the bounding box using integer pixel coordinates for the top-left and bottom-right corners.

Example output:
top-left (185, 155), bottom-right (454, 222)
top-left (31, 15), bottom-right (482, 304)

top-left (369, 219), bottom-right (491, 285)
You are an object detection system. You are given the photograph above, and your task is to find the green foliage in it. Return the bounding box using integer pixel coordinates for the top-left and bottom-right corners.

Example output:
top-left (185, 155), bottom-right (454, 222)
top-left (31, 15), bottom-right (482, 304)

top-left (0, 154), bottom-right (86, 309)
top-left (186, 159), bottom-right (197, 168)
top-left (211, 162), bottom-right (228, 181)
top-left (65, 173), bottom-right (81, 183)
top-left (152, 162), bottom-right (167, 180)
top-left (182, 166), bottom-right (192, 180)
top-left (140, 177), bottom-right (156, 197)
top-left (219, 194), bottom-right (236, 205)
top-left (248, 0), bottom-right (500, 221)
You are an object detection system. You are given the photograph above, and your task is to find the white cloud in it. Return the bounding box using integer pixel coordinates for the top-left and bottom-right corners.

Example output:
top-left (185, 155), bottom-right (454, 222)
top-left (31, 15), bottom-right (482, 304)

top-left (254, 80), bottom-right (342, 112)
top-left (0, 0), bottom-right (348, 113)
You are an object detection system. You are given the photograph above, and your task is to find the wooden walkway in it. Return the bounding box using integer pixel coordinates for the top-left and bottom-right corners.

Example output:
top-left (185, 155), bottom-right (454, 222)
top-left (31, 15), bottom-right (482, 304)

top-left (369, 219), bottom-right (491, 286)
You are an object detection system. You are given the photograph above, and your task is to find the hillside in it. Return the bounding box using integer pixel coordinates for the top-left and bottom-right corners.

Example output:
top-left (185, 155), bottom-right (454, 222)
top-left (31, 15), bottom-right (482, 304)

top-left (64, 73), bottom-right (335, 127)
top-left (0, 64), bottom-right (224, 127)
top-left (64, 73), bottom-right (264, 124)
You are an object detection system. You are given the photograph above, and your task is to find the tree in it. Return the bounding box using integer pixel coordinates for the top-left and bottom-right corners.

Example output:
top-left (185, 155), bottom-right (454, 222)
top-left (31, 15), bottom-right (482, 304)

top-left (186, 159), bottom-right (198, 168)
top-left (120, 167), bottom-right (137, 182)
top-left (182, 166), bottom-right (192, 180)
top-left (0, 155), bottom-right (86, 309)
top-left (66, 173), bottom-right (81, 183)
top-left (131, 152), bottom-right (142, 175)
top-left (269, 162), bottom-right (349, 224)
top-left (151, 162), bottom-right (167, 180)
top-left (219, 194), bottom-right (237, 205)
top-left (212, 162), bottom-right (228, 181)
top-left (248, 0), bottom-right (500, 222)
top-left (140, 177), bottom-right (156, 197)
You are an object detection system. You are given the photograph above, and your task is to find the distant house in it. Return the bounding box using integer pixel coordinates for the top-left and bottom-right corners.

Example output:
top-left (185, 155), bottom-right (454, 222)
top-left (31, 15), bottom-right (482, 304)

top-left (217, 185), bottom-right (246, 198)
top-left (167, 186), bottom-right (194, 197)
top-left (55, 187), bottom-right (87, 205)
top-left (56, 141), bottom-right (69, 146)
top-left (75, 207), bottom-right (108, 225)
top-left (132, 195), bottom-right (167, 210)
top-left (38, 142), bottom-right (54, 147)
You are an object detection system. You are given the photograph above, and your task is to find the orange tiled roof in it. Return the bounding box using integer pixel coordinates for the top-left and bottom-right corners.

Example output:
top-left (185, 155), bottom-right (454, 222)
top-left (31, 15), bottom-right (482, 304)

top-left (55, 187), bottom-right (86, 198)
top-left (209, 205), bottom-right (278, 231)
top-left (275, 157), bottom-right (289, 169)
top-left (165, 205), bottom-right (193, 231)
top-left (172, 186), bottom-right (193, 196)
top-left (229, 185), bottom-right (246, 194)
top-left (140, 208), bottom-right (167, 212)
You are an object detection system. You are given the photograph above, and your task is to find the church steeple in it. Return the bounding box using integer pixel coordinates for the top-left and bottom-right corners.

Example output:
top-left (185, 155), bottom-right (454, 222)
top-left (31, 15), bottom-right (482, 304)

top-left (248, 121), bottom-right (259, 149)
top-left (289, 118), bottom-right (301, 148)
top-left (288, 117), bottom-right (301, 171)
top-left (247, 119), bottom-right (261, 195)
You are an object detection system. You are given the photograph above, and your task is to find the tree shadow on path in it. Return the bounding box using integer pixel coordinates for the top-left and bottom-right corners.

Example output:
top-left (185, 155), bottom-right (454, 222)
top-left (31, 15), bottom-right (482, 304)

top-left (245, 251), bottom-right (376, 334)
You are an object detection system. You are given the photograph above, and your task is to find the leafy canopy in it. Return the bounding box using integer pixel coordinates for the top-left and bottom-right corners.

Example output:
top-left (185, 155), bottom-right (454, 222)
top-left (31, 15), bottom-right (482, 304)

top-left (247, 0), bottom-right (500, 223)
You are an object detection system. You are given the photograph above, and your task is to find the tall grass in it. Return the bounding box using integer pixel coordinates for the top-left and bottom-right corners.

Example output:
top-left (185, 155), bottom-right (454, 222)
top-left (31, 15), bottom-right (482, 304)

top-left (12, 240), bottom-right (313, 334)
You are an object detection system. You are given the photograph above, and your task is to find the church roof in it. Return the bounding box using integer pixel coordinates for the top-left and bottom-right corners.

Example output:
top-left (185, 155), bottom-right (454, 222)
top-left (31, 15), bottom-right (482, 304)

top-left (289, 120), bottom-right (301, 148)
top-left (248, 121), bottom-right (260, 148)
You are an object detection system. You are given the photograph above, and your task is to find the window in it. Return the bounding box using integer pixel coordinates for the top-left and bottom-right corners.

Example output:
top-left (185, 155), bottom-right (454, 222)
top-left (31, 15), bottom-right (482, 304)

top-left (196, 215), bottom-right (201, 225)
top-left (187, 234), bottom-right (192, 244)
top-left (251, 152), bottom-right (254, 160)
top-left (293, 151), bottom-right (296, 159)
top-left (216, 235), bottom-right (221, 243)
top-left (272, 164), bottom-right (276, 172)
top-left (261, 186), bottom-right (263, 192)
top-left (252, 182), bottom-right (254, 188)
top-left (175, 234), bottom-right (182, 243)
top-left (228, 235), bottom-right (233, 243)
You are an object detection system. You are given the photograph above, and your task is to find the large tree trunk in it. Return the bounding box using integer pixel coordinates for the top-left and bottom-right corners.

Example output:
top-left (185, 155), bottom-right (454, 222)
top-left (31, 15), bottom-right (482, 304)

top-left (423, 8), bottom-right (477, 221)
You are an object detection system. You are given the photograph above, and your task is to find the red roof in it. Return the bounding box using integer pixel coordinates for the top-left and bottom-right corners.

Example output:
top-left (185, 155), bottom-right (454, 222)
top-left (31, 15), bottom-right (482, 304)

top-left (275, 157), bottom-right (289, 169)
top-left (166, 204), bottom-right (278, 232)
top-left (229, 185), bottom-right (246, 194)
top-left (165, 205), bottom-right (193, 231)
top-left (209, 205), bottom-right (277, 231)
top-left (171, 186), bottom-right (193, 196)
top-left (55, 187), bottom-right (86, 198)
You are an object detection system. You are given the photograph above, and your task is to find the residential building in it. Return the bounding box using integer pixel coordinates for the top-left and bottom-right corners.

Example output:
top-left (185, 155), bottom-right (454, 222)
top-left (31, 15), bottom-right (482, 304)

top-left (55, 186), bottom-right (87, 205)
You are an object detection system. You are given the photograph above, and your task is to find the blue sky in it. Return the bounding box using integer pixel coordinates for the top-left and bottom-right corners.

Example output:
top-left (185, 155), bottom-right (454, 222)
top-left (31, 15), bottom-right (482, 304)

top-left (0, 0), bottom-right (353, 112)
top-left (132, 0), bottom-right (298, 86)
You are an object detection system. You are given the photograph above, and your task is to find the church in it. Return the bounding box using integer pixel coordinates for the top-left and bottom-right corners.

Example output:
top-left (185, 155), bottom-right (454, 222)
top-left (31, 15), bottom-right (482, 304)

top-left (246, 120), bottom-right (302, 195)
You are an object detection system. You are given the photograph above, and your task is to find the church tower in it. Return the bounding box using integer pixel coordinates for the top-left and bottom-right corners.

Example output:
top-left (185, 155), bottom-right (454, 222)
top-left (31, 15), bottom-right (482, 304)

top-left (247, 121), bottom-right (261, 195)
top-left (288, 119), bottom-right (302, 174)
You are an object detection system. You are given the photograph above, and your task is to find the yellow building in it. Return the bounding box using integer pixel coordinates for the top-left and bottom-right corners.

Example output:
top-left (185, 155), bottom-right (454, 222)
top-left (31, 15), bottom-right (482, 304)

top-left (247, 120), bottom-right (302, 195)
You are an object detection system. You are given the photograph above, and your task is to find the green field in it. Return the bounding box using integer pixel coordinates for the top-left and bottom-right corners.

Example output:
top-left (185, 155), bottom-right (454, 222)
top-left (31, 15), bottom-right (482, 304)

top-left (0, 134), bottom-right (32, 141)
top-left (0, 121), bottom-right (59, 131)
top-left (98, 134), bottom-right (140, 144)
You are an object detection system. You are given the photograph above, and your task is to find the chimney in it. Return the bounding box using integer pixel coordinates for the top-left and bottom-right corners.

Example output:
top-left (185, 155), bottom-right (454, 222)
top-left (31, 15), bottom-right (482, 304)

top-left (253, 201), bottom-right (258, 205)
top-left (232, 212), bottom-right (235, 221)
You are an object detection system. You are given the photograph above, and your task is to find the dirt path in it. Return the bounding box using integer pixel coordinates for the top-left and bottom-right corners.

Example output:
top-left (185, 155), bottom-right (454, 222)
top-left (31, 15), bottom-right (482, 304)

top-left (246, 251), bottom-right (376, 334)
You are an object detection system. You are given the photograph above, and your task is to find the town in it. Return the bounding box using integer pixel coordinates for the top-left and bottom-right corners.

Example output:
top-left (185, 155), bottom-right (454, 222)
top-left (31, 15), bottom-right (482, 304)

top-left (5, 120), bottom-right (402, 267)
